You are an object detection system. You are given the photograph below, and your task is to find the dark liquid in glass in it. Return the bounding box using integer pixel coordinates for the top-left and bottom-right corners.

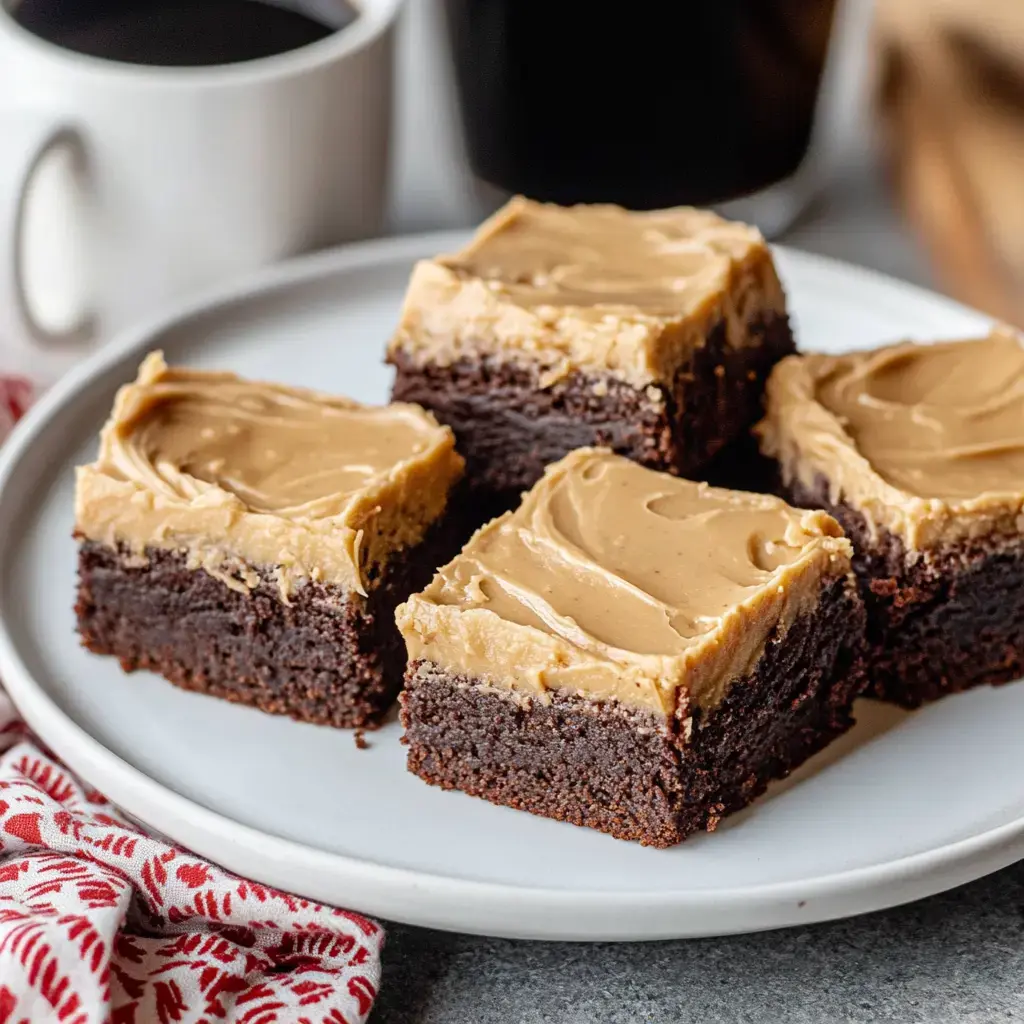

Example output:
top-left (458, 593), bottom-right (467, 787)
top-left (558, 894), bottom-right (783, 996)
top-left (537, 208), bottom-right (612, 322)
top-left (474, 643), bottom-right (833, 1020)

top-left (445, 0), bottom-right (838, 208)
top-left (11, 0), bottom-right (359, 66)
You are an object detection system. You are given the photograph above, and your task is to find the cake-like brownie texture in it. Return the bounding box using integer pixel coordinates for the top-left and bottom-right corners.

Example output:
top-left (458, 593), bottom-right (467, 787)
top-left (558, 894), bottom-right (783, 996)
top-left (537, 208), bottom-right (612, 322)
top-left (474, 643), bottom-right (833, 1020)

top-left (388, 196), bottom-right (794, 508)
top-left (396, 449), bottom-right (865, 847)
top-left (758, 330), bottom-right (1024, 707)
top-left (75, 352), bottom-right (464, 728)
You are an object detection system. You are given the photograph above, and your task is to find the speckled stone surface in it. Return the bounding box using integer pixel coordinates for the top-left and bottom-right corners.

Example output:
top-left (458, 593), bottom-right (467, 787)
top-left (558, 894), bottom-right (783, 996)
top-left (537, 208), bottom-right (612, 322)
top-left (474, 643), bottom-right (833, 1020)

top-left (372, 860), bottom-right (1024, 1023)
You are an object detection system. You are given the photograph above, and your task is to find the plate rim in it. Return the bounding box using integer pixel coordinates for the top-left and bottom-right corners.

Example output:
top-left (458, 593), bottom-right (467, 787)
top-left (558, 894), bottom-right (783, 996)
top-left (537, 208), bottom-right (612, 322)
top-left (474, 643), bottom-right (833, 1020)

top-left (0, 231), bottom-right (1018, 942)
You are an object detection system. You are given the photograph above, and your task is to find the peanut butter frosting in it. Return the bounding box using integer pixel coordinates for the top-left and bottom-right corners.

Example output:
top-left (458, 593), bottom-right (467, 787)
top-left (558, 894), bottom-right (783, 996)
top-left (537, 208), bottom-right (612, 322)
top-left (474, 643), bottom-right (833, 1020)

top-left (75, 353), bottom-right (464, 597)
top-left (396, 449), bottom-right (852, 718)
top-left (389, 196), bottom-right (787, 389)
top-left (758, 331), bottom-right (1024, 550)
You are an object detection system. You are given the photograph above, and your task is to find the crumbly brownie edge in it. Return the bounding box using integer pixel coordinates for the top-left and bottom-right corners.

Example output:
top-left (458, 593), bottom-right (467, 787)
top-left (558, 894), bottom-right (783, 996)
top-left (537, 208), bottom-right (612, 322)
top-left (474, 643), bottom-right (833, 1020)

top-left (75, 508), bottom-right (468, 730)
top-left (783, 474), bottom-right (1024, 707)
top-left (389, 315), bottom-right (794, 506)
top-left (400, 575), bottom-right (864, 847)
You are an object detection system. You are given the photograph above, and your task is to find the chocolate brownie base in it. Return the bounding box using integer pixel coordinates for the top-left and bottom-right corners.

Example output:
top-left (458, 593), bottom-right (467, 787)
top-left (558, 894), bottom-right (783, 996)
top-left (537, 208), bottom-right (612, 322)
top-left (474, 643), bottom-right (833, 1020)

top-left (76, 514), bottom-right (463, 729)
top-left (400, 577), bottom-right (864, 847)
top-left (389, 315), bottom-right (794, 507)
top-left (702, 429), bottom-right (780, 495)
top-left (785, 476), bottom-right (1024, 707)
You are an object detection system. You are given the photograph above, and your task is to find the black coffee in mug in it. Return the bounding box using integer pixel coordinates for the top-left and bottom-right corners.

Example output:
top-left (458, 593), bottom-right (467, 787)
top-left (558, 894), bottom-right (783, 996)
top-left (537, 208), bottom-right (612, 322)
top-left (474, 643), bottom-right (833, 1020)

top-left (10, 0), bottom-right (359, 66)
top-left (446, 0), bottom-right (839, 209)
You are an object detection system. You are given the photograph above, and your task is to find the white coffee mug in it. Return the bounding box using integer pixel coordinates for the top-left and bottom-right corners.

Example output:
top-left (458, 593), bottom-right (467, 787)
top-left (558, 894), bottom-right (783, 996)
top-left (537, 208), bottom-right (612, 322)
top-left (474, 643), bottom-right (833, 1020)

top-left (0, 0), bottom-right (402, 381)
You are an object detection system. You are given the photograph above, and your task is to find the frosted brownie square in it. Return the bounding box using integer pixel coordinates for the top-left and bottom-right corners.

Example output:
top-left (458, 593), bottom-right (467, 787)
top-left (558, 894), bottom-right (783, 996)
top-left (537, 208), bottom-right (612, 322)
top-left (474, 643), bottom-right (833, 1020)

top-left (388, 196), bottom-right (794, 508)
top-left (75, 353), bottom-right (464, 728)
top-left (759, 330), bottom-right (1024, 706)
top-left (396, 448), bottom-right (864, 846)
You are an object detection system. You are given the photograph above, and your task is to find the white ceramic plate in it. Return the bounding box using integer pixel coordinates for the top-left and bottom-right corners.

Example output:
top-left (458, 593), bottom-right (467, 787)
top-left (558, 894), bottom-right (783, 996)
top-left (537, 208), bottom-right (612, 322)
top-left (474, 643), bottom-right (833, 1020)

top-left (1, 232), bottom-right (1020, 943)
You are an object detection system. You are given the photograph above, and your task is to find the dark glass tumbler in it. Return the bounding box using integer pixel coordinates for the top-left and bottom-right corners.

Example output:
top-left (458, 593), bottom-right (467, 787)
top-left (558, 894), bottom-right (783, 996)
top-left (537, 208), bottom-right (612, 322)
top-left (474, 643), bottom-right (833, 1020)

top-left (445, 0), bottom-right (840, 221)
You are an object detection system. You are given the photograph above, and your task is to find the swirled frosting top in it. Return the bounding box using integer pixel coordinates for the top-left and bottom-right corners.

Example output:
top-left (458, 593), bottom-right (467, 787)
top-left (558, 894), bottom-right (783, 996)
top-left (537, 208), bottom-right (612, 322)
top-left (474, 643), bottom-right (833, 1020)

top-left (389, 197), bottom-right (786, 388)
top-left (75, 353), bottom-right (463, 596)
top-left (758, 332), bottom-right (1024, 549)
top-left (397, 449), bottom-right (852, 717)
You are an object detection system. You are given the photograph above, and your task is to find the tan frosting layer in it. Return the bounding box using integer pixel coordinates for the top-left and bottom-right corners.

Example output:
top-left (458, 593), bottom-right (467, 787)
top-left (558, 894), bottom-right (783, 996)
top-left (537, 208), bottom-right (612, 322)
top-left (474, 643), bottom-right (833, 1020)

top-left (389, 196), bottom-right (786, 389)
top-left (76, 353), bottom-right (464, 596)
top-left (397, 449), bottom-right (852, 719)
top-left (758, 331), bottom-right (1024, 550)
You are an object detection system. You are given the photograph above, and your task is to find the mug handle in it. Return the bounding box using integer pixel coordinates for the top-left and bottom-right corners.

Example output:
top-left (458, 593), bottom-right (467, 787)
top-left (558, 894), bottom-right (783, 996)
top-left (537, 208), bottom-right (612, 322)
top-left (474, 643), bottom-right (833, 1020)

top-left (0, 114), bottom-right (95, 350)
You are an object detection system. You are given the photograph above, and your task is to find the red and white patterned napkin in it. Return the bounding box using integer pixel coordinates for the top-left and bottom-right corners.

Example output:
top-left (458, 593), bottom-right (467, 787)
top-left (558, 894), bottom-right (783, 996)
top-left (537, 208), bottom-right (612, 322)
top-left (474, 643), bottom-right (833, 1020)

top-left (0, 376), bottom-right (32, 441)
top-left (0, 378), bottom-right (384, 1024)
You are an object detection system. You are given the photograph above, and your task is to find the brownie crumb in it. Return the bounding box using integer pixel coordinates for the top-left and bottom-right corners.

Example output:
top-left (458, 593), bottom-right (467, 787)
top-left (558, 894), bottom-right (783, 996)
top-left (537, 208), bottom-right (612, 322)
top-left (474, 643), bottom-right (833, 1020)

top-left (354, 730), bottom-right (368, 750)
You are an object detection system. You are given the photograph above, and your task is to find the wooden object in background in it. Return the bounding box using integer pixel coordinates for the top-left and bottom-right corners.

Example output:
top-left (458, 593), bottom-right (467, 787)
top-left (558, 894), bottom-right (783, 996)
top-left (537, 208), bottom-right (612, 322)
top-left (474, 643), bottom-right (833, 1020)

top-left (875, 0), bottom-right (1024, 325)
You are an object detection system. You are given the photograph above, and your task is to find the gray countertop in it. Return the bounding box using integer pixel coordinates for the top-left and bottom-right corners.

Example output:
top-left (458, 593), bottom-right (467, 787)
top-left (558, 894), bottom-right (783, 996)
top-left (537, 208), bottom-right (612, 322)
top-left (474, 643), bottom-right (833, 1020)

top-left (374, 857), bottom-right (1024, 1023)
top-left (371, 8), bottom-right (1015, 1021)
